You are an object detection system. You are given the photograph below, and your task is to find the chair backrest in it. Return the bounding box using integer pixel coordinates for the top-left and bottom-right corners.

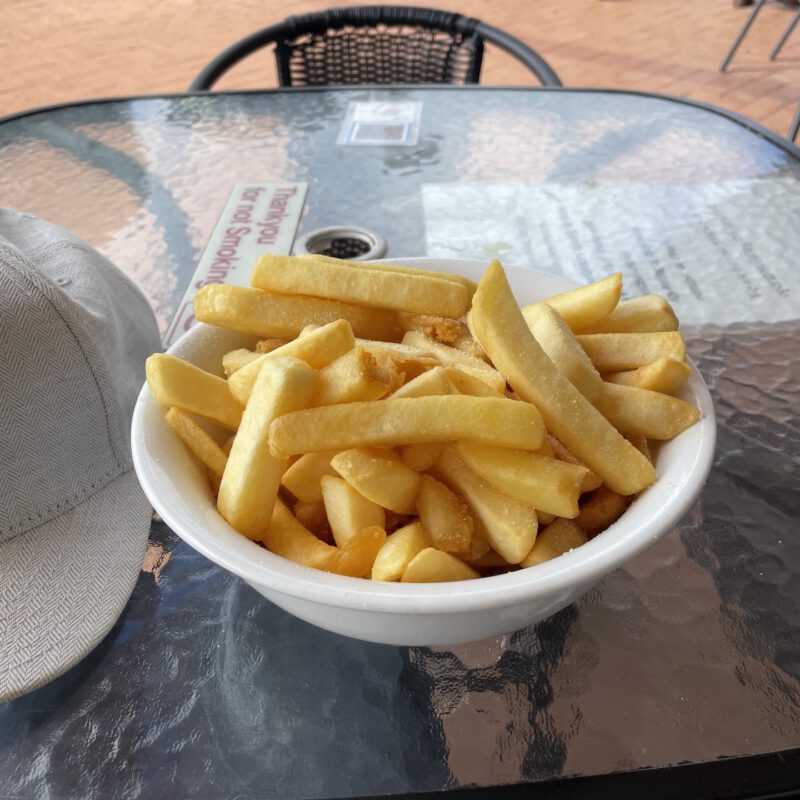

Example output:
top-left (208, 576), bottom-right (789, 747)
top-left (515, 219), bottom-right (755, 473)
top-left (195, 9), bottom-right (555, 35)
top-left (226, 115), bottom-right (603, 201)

top-left (189, 5), bottom-right (561, 91)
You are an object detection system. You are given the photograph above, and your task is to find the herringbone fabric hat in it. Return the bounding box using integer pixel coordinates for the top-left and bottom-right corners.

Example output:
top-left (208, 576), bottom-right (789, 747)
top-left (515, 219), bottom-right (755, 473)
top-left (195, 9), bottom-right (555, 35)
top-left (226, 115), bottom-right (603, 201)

top-left (0, 208), bottom-right (161, 702)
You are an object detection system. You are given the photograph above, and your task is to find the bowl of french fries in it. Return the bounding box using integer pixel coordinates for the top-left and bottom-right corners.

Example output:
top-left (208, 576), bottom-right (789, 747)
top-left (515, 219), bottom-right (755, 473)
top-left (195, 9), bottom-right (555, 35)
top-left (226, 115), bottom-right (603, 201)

top-left (131, 255), bottom-right (715, 646)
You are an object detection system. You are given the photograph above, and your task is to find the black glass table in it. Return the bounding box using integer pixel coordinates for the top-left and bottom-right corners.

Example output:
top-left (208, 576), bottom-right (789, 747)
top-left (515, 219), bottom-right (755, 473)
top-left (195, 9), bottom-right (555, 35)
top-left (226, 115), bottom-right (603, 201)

top-left (1, 87), bottom-right (799, 800)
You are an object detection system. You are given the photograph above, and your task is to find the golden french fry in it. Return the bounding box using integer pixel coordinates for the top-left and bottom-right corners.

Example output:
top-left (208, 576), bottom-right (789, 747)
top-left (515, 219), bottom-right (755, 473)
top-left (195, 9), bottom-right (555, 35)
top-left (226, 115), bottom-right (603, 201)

top-left (401, 331), bottom-right (506, 392)
top-left (390, 366), bottom-right (453, 399)
top-left (594, 382), bottom-right (700, 440)
top-left (396, 313), bottom-right (486, 359)
top-left (165, 407), bottom-right (229, 478)
top-left (524, 273), bottom-right (622, 331)
top-left (433, 446), bottom-right (537, 564)
top-left (415, 474), bottom-right (474, 554)
top-left (575, 485), bottom-right (630, 537)
top-left (399, 442), bottom-right (445, 471)
top-left (444, 366), bottom-right (504, 397)
top-left (331, 448), bottom-right (421, 514)
top-left (329, 526), bottom-right (388, 578)
top-left (357, 340), bottom-right (439, 381)
top-left (280, 450), bottom-right (338, 504)
top-left (314, 347), bottom-right (402, 406)
top-left (263, 499), bottom-right (337, 570)
top-left (270, 396), bottom-right (545, 458)
top-left (320, 475), bottom-right (385, 547)
top-left (222, 348), bottom-right (261, 377)
top-left (455, 441), bottom-right (588, 519)
top-left (579, 294), bottom-right (678, 334)
top-left (255, 338), bottom-right (289, 353)
top-left (251, 254), bottom-right (470, 317)
top-left (293, 500), bottom-right (331, 541)
top-left (522, 302), bottom-right (604, 402)
top-left (626, 433), bottom-right (652, 463)
top-left (195, 284), bottom-right (395, 340)
top-left (401, 548), bottom-right (480, 583)
top-left (147, 353), bottom-right (243, 431)
top-left (545, 434), bottom-right (602, 492)
top-left (521, 519), bottom-right (588, 567)
top-left (470, 261), bottom-right (655, 496)
top-left (576, 332), bottom-right (686, 373)
top-left (228, 319), bottom-right (355, 405)
top-left (603, 356), bottom-right (692, 395)
top-left (217, 357), bottom-right (317, 539)
top-left (372, 521), bottom-right (431, 581)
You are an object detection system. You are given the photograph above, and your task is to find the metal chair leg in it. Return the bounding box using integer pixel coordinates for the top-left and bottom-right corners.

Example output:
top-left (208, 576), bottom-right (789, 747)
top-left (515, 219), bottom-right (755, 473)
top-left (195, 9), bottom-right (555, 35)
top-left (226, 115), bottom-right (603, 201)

top-left (789, 102), bottom-right (800, 143)
top-left (720, 0), bottom-right (768, 71)
top-left (770, 8), bottom-right (800, 60)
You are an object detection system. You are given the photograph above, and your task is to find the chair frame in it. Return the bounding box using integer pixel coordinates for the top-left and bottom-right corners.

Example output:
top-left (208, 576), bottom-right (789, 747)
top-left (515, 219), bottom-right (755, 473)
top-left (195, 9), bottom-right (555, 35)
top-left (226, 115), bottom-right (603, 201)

top-left (189, 5), bottom-right (561, 91)
top-left (720, 0), bottom-right (800, 71)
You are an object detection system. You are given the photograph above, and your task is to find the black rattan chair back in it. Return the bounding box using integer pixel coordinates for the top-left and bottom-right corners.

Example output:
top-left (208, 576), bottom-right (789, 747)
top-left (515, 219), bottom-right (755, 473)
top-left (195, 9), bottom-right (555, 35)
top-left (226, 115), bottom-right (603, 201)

top-left (190, 6), bottom-right (561, 90)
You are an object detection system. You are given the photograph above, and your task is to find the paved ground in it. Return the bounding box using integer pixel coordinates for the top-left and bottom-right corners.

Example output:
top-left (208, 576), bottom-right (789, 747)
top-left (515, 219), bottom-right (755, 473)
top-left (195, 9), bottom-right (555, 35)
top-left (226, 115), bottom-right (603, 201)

top-left (2, 0), bottom-right (799, 137)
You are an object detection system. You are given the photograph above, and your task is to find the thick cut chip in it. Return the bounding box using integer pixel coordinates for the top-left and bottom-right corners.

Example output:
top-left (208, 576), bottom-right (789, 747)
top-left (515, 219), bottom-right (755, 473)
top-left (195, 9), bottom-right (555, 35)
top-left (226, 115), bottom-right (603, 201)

top-left (401, 548), bottom-right (480, 583)
top-left (524, 273), bottom-right (622, 331)
top-left (396, 313), bottom-right (486, 359)
top-left (576, 332), bottom-right (686, 373)
top-left (263, 499), bottom-right (337, 570)
top-left (217, 357), bottom-right (317, 539)
top-left (433, 446), bottom-right (537, 564)
top-left (415, 474), bottom-right (474, 554)
top-left (580, 294), bottom-right (678, 334)
top-left (594, 382), bottom-right (700, 440)
top-left (293, 500), bottom-right (331, 541)
top-left (280, 451), bottom-right (338, 504)
top-left (251, 254), bottom-right (470, 317)
top-left (195, 284), bottom-right (395, 340)
top-left (357, 340), bottom-right (439, 381)
top-left (222, 348), bottom-right (261, 377)
top-left (165, 407), bottom-right (229, 478)
top-left (456, 441), bottom-right (588, 519)
top-left (521, 519), bottom-right (588, 567)
top-left (372, 521), bottom-right (432, 581)
top-left (331, 448), bottom-right (422, 515)
top-left (401, 331), bottom-right (506, 392)
top-left (399, 442), bottom-right (445, 472)
top-left (270, 396), bottom-right (544, 457)
top-left (390, 366), bottom-right (452, 399)
top-left (314, 347), bottom-right (402, 406)
top-left (444, 366), bottom-right (504, 397)
top-left (522, 302), bottom-right (603, 402)
top-left (255, 338), bottom-right (289, 353)
top-left (575, 485), bottom-right (631, 537)
top-left (329, 526), bottom-right (388, 578)
top-left (228, 319), bottom-right (355, 405)
top-left (470, 260), bottom-right (655, 496)
top-left (603, 356), bottom-right (691, 395)
top-left (320, 475), bottom-right (385, 547)
top-left (147, 353), bottom-right (243, 431)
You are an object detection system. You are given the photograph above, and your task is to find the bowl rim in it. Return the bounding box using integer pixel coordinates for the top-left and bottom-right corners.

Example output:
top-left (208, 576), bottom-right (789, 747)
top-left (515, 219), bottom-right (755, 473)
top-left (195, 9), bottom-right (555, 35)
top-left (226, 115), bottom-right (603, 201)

top-left (131, 258), bottom-right (717, 614)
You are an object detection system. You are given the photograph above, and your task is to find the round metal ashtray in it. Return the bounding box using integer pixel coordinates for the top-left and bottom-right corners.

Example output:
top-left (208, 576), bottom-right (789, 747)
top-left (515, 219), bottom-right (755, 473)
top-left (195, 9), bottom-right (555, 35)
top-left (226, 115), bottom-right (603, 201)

top-left (293, 226), bottom-right (387, 261)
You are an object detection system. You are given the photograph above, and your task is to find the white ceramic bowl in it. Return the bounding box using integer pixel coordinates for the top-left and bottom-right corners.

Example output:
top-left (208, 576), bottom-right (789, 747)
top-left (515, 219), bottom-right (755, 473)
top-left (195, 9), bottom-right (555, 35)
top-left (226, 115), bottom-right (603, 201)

top-left (131, 259), bottom-right (716, 646)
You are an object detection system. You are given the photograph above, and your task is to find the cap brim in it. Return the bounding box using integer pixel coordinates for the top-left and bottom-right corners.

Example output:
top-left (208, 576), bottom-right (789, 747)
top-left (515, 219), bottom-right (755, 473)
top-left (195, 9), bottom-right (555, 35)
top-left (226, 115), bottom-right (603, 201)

top-left (0, 469), bottom-right (151, 702)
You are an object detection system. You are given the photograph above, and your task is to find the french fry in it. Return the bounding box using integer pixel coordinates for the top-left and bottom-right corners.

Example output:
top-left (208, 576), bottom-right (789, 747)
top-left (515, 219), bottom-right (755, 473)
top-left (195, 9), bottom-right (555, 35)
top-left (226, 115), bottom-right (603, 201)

top-left (228, 319), bottom-right (355, 405)
top-left (524, 273), bottom-right (622, 331)
top-left (222, 348), bottom-right (261, 377)
top-left (280, 451), bottom-right (338, 504)
top-left (269, 396), bottom-right (545, 458)
top-left (546, 434), bottom-right (602, 492)
top-left (594, 382), bottom-right (700, 440)
top-left (313, 347), bottom-right (402, 406)
top-left (579, 294), bottom-right (678, 334)
top-left (263, 499), bottom-right (337, 570)
top-left (521, 302), bottom-right (603, 402)
top-left (415, 474), bottom-right (474, 553)
top-left (401, 548), bottom-right (480, 582)
top-left (470, 261), bottom-right (655, 496)
top-left (401, 331), bottom-right (506, 392)
top-left (165, 407), bottom-right (229, 478)
top-left (331, 448), bottom-right (421, 514)
top-left (396, 313), bottom-right (486, 360)
top-left (433, 446), bottom-right (537, 564)
top-left (575, 485), bottom-right (630, 537)
top-left (399, 442), bottom-right (445, 472)
top-left (444, 366), bottom-right (504, 397)
top-left (357, 340), bottom-right (439, 381)
top-left (217, 357), bottom-right (318, 539)
top-left (390, 366), bottom-right (452, 399)
top-left (293, 500), bottom-right (331, 541)
top-left (372, 521), bottom-right (431, 581)
top-left (320, 475), bottom-right (385, 547)
top-left (520, 519), bottom-right (588, 567)
top-left (576, 332), bottom-right (686, 373)
top-left (455, 441), bottom-right (588, 519)
top-left (252, 254), bottom-right (470, 317)
top-left (255, 338), bottom-right (289, 353)
top-left (146, 353), bottom-right (243, 431)
top-left (329, 526), bottom-right (387, 578)
top-left (626, 434), bottom-right (652, 463)
top-left (603, 356), bottom-right (691, 395)
top-left (195, 284), bottom-right (396, 341)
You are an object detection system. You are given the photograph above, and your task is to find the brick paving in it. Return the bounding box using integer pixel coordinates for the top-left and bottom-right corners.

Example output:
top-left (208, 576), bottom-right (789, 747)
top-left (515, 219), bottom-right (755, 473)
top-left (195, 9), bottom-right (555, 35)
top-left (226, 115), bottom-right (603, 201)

top-left (2, 0), bottom-right (799, 137)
